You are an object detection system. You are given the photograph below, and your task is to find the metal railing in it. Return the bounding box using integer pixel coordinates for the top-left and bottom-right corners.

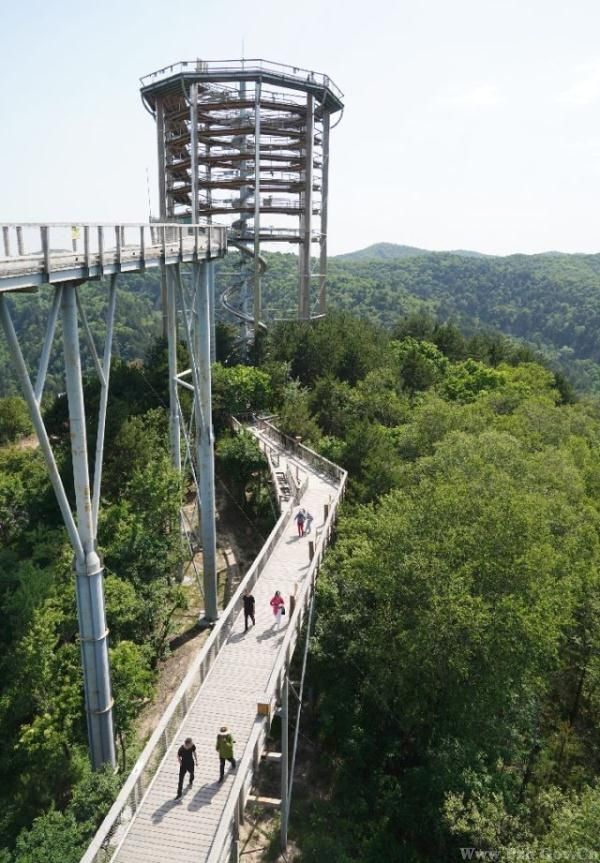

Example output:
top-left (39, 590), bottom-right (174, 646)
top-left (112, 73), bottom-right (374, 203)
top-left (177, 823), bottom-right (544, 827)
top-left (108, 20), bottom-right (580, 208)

top-left (81, 417), bottom-right (345, 863)
top-left (0, 222), bottom-right (227, 289)
top-left (256, 417), bottom-right (346, 483)
top-left (140, 59), bottom-right (344, 102)
top-left (206, 453), bottom-right (347, 863)
top-left (80, 494), bottom-right (293, 863)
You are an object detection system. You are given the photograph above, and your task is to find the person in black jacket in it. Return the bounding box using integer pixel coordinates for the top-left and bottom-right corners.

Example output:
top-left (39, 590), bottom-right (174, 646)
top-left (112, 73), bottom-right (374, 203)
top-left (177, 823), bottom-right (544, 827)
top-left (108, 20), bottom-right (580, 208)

top-left (176, 737), bottom-right (197, 799)
top-left (243, 589), bottom-right (256, 632)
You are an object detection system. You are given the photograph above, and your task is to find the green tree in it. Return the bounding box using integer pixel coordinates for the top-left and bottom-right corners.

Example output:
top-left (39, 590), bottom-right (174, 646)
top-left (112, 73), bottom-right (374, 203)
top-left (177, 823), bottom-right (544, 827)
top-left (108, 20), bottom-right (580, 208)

top-left (0, 397), bottom-right (33, 445)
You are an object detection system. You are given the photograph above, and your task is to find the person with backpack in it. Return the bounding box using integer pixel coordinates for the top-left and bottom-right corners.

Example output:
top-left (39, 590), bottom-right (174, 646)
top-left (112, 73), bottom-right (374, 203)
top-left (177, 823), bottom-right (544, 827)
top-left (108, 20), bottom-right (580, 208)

top-left (304, 509), bottom-right (314, 534)
top-left (294, 507), bottom-right (306, 537)
top-left (216, 725), bottom-right (236, 781)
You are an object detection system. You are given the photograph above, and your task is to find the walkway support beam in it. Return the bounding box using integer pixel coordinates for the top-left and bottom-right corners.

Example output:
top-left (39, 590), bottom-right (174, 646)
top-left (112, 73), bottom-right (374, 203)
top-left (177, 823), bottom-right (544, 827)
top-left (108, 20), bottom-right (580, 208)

top-left (319, 111), bottom-right (330, 316)
top-left (280, 674), bottom-right (289, 851)
top-left (61, 285), bottom-right (116, 770)
top-left (253, 79), bottom-right (262, 331)
top-left (165, 264), bottom-right (181, 471)
top-left (194, 261), bottom-right (218, 620)
top-left (299, 93), bottom-right (314, 320)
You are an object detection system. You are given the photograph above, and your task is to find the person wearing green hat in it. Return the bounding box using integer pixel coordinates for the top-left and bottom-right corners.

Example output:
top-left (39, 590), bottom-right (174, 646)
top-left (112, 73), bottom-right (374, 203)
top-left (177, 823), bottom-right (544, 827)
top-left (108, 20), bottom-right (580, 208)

top-left (216, 725), bottom-right (236, 782)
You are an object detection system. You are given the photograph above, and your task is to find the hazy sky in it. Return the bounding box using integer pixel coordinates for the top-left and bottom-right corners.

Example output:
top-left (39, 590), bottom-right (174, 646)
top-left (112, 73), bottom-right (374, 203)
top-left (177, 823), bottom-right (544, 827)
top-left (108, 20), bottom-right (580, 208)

top-left (2, 0), bottom-right (600, 256)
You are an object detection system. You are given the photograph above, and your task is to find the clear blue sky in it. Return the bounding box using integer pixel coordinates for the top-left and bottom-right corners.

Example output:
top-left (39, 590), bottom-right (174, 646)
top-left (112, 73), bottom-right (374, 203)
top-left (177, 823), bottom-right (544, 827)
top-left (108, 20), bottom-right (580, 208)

top-left (2, 0), bottom-right (600, 255)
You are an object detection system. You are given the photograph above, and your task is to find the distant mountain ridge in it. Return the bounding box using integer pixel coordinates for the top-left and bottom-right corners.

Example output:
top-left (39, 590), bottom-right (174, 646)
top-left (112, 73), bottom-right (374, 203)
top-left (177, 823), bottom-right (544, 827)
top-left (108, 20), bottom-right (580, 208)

top-left (260, 244), bottom-right (600, 394)
top-left (334, 242), bottom-right (598, 261)
top-left (335, 242), bottom-right (489, 260)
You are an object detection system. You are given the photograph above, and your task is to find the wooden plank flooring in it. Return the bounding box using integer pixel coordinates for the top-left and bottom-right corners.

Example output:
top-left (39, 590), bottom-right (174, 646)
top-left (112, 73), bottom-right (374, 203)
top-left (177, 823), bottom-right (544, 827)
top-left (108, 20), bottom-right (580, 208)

top-left (111, 431), bottom-right (338, 862)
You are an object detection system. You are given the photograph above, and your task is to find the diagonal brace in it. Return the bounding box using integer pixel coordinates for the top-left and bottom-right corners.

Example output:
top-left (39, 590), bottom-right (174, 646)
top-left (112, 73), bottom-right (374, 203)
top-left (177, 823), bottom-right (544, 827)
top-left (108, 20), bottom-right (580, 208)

top-left (0, 295), bottom-right (84, 559)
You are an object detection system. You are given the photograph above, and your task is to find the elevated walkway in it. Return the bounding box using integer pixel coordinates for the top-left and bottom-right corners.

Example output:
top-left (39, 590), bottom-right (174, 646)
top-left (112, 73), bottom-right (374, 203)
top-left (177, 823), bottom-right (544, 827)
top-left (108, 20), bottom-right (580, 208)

top-left (82, 418), bottom-right (346, 863)
top-left (0, 222), bottom-right (227, 293)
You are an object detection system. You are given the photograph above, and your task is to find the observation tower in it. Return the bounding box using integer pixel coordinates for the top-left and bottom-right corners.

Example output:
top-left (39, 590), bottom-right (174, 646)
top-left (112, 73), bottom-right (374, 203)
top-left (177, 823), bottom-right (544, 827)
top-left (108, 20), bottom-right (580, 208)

top-left (140, 59), bottom-right (344, 330)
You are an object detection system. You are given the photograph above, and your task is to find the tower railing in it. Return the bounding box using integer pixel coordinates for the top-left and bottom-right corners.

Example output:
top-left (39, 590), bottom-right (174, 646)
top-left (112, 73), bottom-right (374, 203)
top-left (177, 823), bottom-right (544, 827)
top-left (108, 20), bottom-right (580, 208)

top-left (140, 58), bottom-right (344, 102)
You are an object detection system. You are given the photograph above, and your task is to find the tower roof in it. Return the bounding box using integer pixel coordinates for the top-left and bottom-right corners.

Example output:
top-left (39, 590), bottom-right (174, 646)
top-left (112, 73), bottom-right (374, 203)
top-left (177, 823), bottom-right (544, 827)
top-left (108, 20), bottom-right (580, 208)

top-left (140, 59), bottom-right (344, 114)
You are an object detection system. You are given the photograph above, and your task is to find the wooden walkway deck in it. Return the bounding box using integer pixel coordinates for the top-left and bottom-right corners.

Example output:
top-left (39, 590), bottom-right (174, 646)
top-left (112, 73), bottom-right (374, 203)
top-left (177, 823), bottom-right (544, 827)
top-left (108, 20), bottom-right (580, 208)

top-left (109, 425), bottom-right (339, 863)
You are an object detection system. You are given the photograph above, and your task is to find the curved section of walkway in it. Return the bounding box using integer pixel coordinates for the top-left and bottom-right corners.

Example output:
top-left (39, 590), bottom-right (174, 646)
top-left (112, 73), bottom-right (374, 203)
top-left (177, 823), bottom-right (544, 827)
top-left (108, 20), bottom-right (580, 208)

top-left (81, 419), bottom-right (346, 863)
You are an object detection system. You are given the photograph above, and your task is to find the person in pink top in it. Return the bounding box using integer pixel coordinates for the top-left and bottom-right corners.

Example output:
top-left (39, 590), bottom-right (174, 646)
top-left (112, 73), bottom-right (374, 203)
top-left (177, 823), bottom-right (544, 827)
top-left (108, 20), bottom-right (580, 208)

top-left (270, 590), bottom-right (285, 628)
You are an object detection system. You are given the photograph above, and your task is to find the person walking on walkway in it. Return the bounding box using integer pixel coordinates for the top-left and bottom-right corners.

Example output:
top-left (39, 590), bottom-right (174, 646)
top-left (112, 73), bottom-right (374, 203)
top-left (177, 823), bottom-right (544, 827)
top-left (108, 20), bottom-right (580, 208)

top-left (304, 509), bottom-right (314, 534)
top-left (294, 507), bottom-right (306, 537)
top-left (216, 726), bottom-right (236, 781)
top-left (270, 590), bottom-right (286, 628)
top-left (176, 737), bottom-right (197, 799)
top-left (243, 589), bottom-right (255, 632)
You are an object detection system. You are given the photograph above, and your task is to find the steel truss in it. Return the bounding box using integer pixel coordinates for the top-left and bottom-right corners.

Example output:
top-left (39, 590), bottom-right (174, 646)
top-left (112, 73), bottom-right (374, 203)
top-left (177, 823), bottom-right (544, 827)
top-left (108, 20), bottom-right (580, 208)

top-left (166, 261), bottom-right (219, 621)
top-left (0, 244), bottom-right (222, 769)
top-left (0, 279), bottom-right (118, 770)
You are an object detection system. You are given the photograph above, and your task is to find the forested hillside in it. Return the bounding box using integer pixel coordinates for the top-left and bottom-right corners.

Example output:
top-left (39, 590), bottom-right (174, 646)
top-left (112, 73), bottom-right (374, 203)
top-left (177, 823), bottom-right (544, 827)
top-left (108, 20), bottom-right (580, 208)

top-left (261, 248), bottom-right (600, 393)
top-left (5, 243), bottom-right (600, 399)
top-left (259, 314), bottom-right (600, 862)
top-left (0, 343), bottom-right (274, 862)
top-left (4, 246), bottom-right (600, 860)
top-left (2, 307), bottom-right (600, 861)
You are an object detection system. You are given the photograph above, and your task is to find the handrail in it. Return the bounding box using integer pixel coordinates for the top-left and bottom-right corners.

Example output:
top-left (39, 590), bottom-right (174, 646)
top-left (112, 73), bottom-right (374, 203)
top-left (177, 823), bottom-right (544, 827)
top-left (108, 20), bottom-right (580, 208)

top-left (140, 59), bottom-right (344, 102)
top-left (0, 223), bottom-right (227, 291)
top-left (0, 223), bottom-right (226, 261)
top-left (206, 455), bottom-right (347, 863)
top-left (81, 417), bottom-right (345, 863)
top-left (80, 495), bottom-right (293, 863)
top-left (256, 416), bottom-right (346, 482)
top-left (0, 221), bottom-right (217, 230)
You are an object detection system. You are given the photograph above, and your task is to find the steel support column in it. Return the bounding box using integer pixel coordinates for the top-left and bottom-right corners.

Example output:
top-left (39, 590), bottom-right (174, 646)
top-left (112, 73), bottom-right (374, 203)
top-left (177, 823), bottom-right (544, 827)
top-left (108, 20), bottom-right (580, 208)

top-left (319, 111), bottom-right (330, 316)
top-left (91, 275), bottom-right (118, 529)
top-left (34, 284), bottom-right (63, 402)
top-left (190, 84), bottom-right (199, 223)
top-left (165, 264), bottom-right (181, 471)
top-left (208, 261), bottom-right (216, 364)
top-left (280, 674), bottom-right (289, 850)
top-left (0, 295), bottom-right (83, 559)
top-left (253, 80), bottom-right (262, 331)
top-left (61, 286), bottom-right (116, 769)
top-left (194, 261), bottom-right (218, 620)
top-left (299, 94), bottom-right (314, 320)
top-left (157, 99), bottom-right (168, 337)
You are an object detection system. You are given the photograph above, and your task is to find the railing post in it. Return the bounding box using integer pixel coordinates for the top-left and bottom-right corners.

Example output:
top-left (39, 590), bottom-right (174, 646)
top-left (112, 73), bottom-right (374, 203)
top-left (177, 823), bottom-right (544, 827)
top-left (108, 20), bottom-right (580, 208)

top-left (139, 225), bottom-right (146, 267)
top-left (98, 226), bottom-right (104, 274)
top-left (2, 226), bottom-right (11, 257)
top-left (280, 674), bottom-right (289, 852)
top-left (41, 226), bottom-right (50, 276)
top-left (84, 225), bottom-right (90, 269)
top-left (115, 225), bottom-right (122, 265)
top-left (16, 226), bottom-right (24, 256)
